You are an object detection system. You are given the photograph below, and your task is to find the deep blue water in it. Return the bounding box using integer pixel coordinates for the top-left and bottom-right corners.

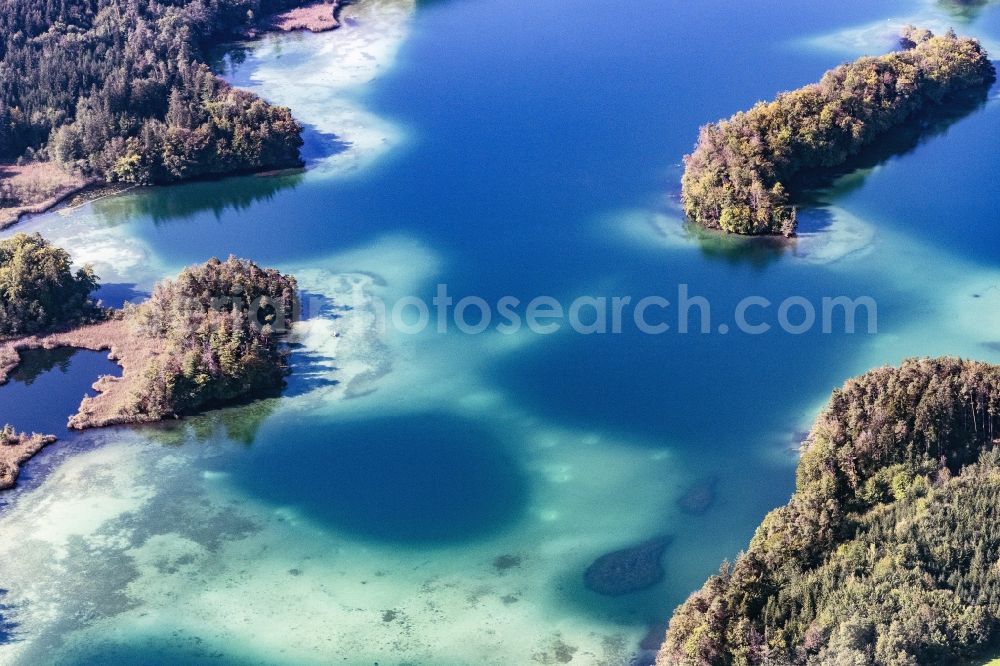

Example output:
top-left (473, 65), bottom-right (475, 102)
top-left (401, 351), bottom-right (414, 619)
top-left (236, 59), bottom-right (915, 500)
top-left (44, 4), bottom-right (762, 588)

top-left (0, 348), bottom-right (121, 435)
top-left (227, 413), bottom-right (529, 543)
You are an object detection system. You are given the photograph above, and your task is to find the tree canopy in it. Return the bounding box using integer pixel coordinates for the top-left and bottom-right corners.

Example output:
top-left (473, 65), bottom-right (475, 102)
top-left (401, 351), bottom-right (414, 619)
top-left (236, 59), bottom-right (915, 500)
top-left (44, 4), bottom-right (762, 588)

top-left (659, 357), bottom-right (1000, 665)
top-left (681, 28), bottom-right (995, 235)
top-left (0, 0), bottom-right (305, 183)
top-left (0, 232), bottom-right (100, 335)
top-left (126, 255), bottom-right (298, 417)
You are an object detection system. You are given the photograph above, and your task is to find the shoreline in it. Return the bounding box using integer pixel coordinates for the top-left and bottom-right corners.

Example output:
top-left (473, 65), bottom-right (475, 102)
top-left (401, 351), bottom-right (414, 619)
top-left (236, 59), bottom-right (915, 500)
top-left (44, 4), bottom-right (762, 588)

top-left (0, 161), bottom-right (308, 233)
top-left (231, 0), bottom-right (416, 179)
top-left (0, 432), bottom-right (58, 491)
top-left (0, 162), bottom-right (98, 230)
top-left (0, 0), bottom-right (415, 233)
top-left (0, 0), bottom-right (341, 233)
top-left (0, 251), bottom-right (300, 492)
top-left (0, 319), bottom-right (152, 431)
top-left (255, 0), bottom-right (344, 35)
top-left (0, 179), bottom-right (97, 230)
top-left (0, 311), bottom-right (286, 490)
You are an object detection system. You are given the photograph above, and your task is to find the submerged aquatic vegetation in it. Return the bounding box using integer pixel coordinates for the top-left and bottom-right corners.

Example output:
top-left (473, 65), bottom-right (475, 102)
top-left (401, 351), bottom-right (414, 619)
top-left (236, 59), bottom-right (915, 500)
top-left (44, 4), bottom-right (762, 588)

top-left (584, 536), bottom-right (673, 596)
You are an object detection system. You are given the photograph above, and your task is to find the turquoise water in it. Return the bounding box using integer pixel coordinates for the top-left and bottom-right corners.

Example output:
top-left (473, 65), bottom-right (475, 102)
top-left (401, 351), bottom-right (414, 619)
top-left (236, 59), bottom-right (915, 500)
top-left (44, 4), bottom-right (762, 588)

top-left (1, 0), bottom-right (1000, 663)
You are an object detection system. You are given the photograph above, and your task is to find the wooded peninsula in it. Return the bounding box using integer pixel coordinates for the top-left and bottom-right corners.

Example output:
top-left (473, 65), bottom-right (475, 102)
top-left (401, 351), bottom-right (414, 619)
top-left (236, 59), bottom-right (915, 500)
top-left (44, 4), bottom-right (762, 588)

top-left (0, 0), bottom-right (338, 226)
top-left (681, 27), bottom-right (995, 236)
top-left (658, 357), bottom-right (1000, 665)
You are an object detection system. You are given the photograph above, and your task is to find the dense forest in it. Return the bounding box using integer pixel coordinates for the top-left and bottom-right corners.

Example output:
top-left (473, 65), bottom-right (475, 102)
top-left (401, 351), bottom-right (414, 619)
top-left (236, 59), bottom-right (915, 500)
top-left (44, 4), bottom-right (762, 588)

top-left (681, 28), bottom-right (995, 235)
top-left (658, 357), bottom-right (1000, 665)
top-left (0, 233), bottom-right (100, 335)
top-left (126, 255), bottom-right (298, 417)
top-left (0, 0), bottom-right (306, 183)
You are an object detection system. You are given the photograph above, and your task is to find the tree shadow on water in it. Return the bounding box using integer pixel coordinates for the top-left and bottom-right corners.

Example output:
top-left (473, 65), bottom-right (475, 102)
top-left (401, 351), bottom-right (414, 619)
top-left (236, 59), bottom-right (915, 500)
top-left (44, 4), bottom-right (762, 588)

top-left (282, 291), bottom-right (345, 397)
top-left (94, 283), bottom-right (149, 309)
top-left (299, 123), bottom-right (350, 166)
top-left (936, 0), bottom-right (997, 21)
top-left (0, 590), bottom-right (17, 645)
top-left (681, 83), bottom-right (992, 266)
top-left (791, 84), bottom-right (992, 205)
top-left (793, 205), bottom-right (837, 235)
top-left (298, 290), bottom-right (340, 321)
top-left (283, 344), bottom-right (340, 397)
top-left (7, 347), bottom-right (77, 386)
top-left (93, 168), bottom-right (306, 226)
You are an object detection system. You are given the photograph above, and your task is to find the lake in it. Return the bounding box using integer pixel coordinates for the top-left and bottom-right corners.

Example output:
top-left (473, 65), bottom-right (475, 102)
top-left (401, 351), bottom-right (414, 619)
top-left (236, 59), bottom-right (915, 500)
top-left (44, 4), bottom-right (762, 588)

top-left (0, 348), bottom-right (120, 437)
top-left (1, 0), bottom-right (999, 662)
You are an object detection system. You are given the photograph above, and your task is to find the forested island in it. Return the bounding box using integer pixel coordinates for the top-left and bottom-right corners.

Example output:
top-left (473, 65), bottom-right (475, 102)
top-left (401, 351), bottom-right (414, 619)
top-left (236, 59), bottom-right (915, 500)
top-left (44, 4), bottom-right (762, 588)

top-left (681, 28), bottom-right (995, 235)
top-left (658, 357), bottom-right (1000, 665)
top-left (0, 233), bottom-right (298, 488)
top-left (121, 254), bottom-right (298, 422)
top-left (0, 0), bottom-right (333, 226)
